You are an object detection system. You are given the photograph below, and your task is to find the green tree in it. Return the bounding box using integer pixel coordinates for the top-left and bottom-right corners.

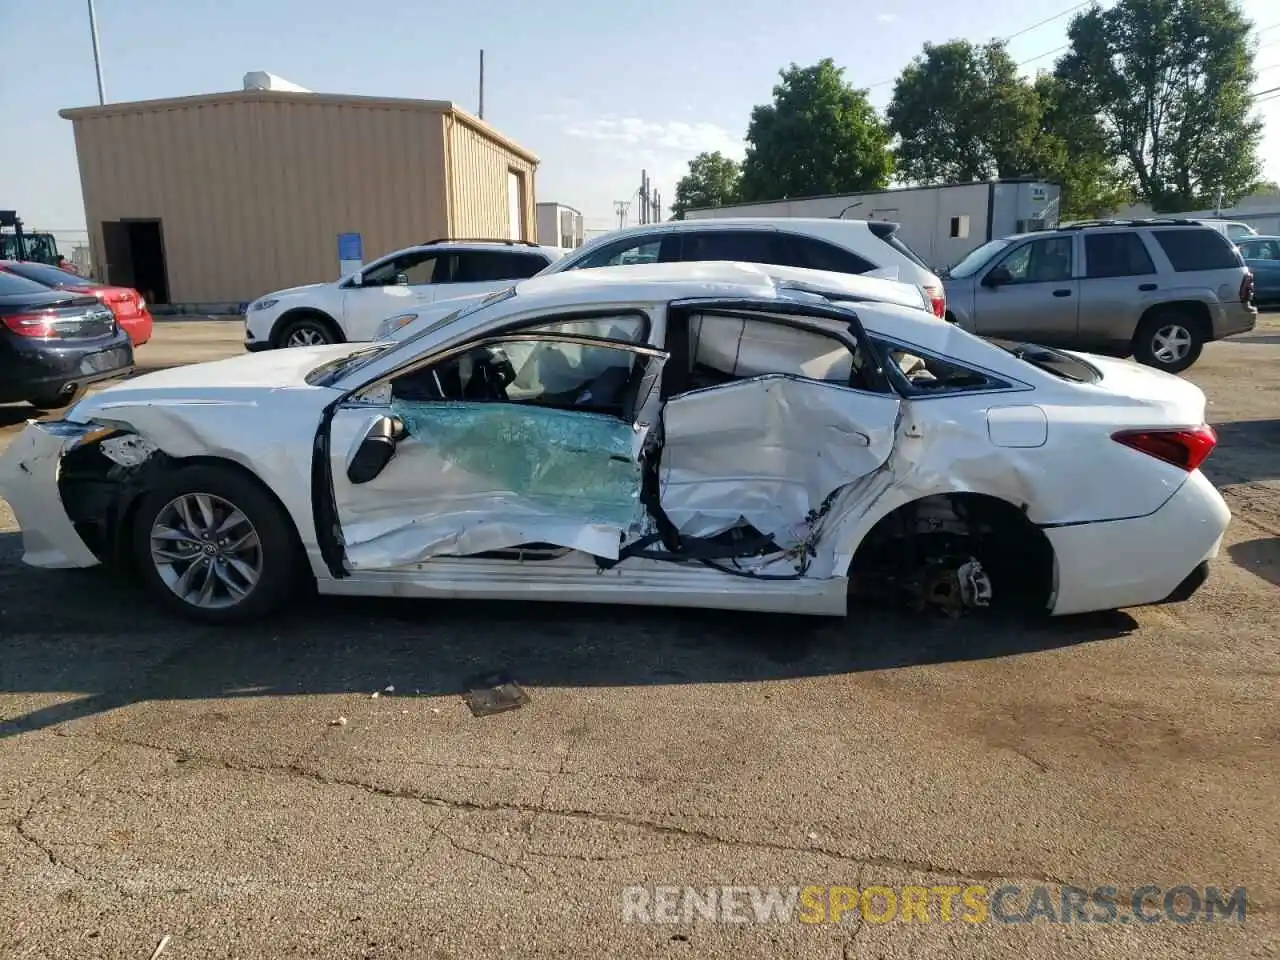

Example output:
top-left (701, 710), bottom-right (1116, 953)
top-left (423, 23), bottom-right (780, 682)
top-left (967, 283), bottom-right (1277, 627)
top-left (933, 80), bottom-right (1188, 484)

top-left (887, 40), bottom-right (1043, 183)
top-left (1032, 74), bottom-right (1131, 219)
top-left (671, 151), bottom-right (742, 219)
top-left (738, 59), bottom-right (892, 202)
top-left (1054, 0), bottom-right (1262, 212)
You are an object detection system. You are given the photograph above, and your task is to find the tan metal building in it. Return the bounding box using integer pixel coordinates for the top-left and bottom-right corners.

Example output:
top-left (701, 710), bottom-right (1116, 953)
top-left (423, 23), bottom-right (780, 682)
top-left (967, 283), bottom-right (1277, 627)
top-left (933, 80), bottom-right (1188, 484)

top-left (60, 90), bottom-right (539, 310)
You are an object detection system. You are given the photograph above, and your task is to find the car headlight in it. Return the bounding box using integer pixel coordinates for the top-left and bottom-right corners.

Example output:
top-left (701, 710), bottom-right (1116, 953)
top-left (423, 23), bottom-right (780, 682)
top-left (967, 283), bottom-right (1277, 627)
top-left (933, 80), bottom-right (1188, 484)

top-left (248, 297), bottom-right (279, 312)
top-left (374, 313), bottom-right (419, 339)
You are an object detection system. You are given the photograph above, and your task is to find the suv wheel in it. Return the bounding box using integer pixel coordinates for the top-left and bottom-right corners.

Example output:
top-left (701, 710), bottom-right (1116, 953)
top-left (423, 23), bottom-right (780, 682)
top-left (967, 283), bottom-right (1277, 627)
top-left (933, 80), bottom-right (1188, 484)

top-left (1132, 310), bottom-right (1204, 374)
top-left (276, 313), bottom-right (340, 348)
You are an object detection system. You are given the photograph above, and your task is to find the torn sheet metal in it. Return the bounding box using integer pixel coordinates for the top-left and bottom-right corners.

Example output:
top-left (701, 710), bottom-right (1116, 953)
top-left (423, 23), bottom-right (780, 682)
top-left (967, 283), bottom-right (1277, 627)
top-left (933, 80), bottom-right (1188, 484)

top-left (332, 401), bottom-right (645, 569)
top-left (659, 375), bottom-right (900, 542)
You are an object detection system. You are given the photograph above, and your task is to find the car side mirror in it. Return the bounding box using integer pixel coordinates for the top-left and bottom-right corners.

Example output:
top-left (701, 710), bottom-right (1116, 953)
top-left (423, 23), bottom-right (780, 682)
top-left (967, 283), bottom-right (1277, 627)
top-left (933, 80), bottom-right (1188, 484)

top-left (395, 273), bottom-right (410, 286)
top-left (983, 266), bottom-right (1012, 288)
top-left (348, 273), bottom-right (363, 287)
top-left (347, 415), bottom-right (406, 484)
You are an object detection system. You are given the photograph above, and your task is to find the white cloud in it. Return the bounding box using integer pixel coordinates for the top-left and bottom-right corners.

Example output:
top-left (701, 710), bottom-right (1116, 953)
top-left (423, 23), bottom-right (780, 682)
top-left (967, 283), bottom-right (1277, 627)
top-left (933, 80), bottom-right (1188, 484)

top-left (876, 12), bottom-right (898, 21)
top-left (563, 116), bottom-right (745, 160)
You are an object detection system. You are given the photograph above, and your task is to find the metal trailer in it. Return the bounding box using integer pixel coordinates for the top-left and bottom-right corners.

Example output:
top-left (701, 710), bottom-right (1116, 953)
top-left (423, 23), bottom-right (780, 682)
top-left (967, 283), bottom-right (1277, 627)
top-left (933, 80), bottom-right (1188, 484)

top-left (684, 179), bottom-right (1061, 271)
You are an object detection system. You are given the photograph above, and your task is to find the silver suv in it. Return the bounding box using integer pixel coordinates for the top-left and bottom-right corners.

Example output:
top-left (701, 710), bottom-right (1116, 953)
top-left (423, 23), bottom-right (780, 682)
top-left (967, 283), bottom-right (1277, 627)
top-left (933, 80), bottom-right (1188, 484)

top-left (942, 219), bottom-right (1258, 373)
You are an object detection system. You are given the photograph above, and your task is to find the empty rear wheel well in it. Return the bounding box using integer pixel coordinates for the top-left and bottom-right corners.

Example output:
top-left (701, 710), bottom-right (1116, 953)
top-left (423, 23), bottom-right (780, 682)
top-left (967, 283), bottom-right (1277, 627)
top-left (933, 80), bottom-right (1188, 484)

top-left (849, 492), bottom-right (1055, 613)
top-left (1137, 301), bottom-right (1211, 341)
top-left (271, 309), bottom-right (344, 346)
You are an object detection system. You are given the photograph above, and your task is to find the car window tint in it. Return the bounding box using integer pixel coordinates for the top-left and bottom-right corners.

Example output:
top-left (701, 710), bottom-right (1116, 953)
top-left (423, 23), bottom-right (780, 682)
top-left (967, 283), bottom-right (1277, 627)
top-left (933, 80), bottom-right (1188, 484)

top-left (452, 250), bottom-right (548, 283)
top-left (1242, 239), bottom-right (1280, 260)
top-left (1153, 228), bottom-right (1241, 271)
top-left (996, 236), bottom-right (1073, 283)
top-left (2, 261), bottom-right (82, 287)
top-left (869, 336), bottom-right (1000, 392)
top-left (1226, 224), bottom-right (1255, 241)
top-left (400, 255), bottom-right (442, 285)
top-left (574, 238), bottom-right (664, 269)
top-left (680, 230), bottom-right (778, 264)
top-left (392, 338), bottom-right (642, 415)
top-left (783, 234), bottom-right (877, 274)
top-left (364, 252), bottom-right (440, 286)
top-left (1085, 232), bottom-right (1156, 278)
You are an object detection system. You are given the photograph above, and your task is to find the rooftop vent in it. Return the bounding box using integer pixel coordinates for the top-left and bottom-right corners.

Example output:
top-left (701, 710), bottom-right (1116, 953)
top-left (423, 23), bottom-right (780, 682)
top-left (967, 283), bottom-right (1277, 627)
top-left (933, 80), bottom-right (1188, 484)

top-left (243, 72), bottom-right (312, 93)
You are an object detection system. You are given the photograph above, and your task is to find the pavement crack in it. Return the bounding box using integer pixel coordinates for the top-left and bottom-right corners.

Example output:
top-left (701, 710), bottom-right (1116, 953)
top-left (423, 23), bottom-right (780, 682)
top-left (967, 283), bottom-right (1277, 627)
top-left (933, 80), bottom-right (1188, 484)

top-left (12, 746), bottom-right (124, 893)
top-left (47, 729), bottom-right (1075, 891)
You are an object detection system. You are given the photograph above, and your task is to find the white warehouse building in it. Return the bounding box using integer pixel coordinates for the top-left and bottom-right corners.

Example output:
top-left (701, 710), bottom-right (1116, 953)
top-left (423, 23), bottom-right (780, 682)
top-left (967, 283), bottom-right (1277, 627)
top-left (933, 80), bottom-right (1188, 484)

top-left (537, 202), bottom-right (586, 249)
top-left (685, 179), bottom-right (1061, 270)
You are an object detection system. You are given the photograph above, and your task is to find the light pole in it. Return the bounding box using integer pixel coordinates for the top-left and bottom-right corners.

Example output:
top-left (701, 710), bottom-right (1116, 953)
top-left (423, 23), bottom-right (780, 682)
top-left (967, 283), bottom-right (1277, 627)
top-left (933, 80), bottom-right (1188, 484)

top-left (87, 0), bottom-right (106, 105)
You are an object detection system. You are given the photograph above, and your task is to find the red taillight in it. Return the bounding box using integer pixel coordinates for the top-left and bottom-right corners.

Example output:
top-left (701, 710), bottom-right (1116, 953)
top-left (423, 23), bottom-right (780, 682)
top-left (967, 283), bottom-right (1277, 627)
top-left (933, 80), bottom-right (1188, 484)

top-left (2, 312), bottom-right (59, 338)
top-left (1113, 425), bottom-right (1217, 471)
top-left (923, 283), bottom-right (946, 318)
top-left (1241, 271), bottom-right (1255, 304)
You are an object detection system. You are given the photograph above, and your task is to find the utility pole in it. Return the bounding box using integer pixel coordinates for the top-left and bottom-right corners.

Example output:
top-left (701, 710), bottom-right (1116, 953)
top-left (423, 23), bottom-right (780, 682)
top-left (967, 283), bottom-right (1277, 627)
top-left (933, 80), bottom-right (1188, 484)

top-left (639, 170), bottom-right (649, 225)
top-left (614, 200), bottom-right (630, 228)
top-left (478, 50), bottom-right (485, 119)
top-left (86, 0), bottom-right (106, 105)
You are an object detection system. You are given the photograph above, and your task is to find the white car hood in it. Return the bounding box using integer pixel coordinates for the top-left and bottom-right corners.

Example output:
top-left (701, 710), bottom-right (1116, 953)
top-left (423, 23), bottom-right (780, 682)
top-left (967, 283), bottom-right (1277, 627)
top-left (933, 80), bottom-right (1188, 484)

top-left (69, 344), bottom-right (357, 420)
top-left (267, 281), bottom-right (331, 298)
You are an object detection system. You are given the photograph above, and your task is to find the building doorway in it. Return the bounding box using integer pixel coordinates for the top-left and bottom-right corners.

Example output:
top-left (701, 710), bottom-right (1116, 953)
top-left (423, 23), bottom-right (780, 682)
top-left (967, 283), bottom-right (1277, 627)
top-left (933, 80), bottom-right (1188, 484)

top-left (101, 219), bottom-right (171, 304)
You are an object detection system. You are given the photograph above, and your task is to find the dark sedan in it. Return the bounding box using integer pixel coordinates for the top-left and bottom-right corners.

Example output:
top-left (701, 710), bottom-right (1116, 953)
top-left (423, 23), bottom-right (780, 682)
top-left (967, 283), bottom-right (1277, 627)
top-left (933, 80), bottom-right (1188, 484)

top-left (0, 270), bottom-right (134, 410)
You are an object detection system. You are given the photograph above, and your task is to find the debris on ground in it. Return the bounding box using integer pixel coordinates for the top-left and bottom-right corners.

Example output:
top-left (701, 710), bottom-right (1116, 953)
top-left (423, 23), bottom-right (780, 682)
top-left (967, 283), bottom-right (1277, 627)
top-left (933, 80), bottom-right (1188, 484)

top-left (148, 934), bottom-right (172, 960)
top-left (328, 716), bottom-right (348, 727)
top-left (462, 672), bottom-right (531, 717)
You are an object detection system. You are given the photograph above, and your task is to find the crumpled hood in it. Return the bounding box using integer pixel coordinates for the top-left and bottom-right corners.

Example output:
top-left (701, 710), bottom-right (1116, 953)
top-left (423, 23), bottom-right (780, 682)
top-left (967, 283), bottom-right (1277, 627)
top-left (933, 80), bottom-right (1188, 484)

top-left (68, 343), bottom-right (356, 421)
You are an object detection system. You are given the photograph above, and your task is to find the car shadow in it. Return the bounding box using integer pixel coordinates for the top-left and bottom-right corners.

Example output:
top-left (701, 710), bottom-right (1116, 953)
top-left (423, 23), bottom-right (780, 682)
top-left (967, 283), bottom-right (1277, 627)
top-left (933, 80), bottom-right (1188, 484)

top-left (1205, 419), bottom-right (1280, 485)
top-left (0, 531), bottom-right (1138, 737)
top-left (1227, 537), bottom-right (1280, 588)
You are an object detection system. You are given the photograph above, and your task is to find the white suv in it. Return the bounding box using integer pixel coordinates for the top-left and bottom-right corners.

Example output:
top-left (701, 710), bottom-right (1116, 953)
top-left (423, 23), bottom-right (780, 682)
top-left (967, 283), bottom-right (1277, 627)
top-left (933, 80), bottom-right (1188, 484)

top-left (537, 218), bottom-right (945, 315)
top-left (243, 239), bottom-right (567, 350)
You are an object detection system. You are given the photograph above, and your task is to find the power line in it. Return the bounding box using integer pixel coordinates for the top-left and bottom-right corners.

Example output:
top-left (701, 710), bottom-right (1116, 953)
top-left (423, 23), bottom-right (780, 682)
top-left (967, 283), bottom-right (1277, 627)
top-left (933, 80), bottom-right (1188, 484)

top-left (866, 0), bottom-right (1102, 89)
top-left (1004, 0), bottom-right (1093, 42)
top-left (1252, 84), bottom-right (1280, 99)
top-left (1018, 43), bottom-right (1069, 67)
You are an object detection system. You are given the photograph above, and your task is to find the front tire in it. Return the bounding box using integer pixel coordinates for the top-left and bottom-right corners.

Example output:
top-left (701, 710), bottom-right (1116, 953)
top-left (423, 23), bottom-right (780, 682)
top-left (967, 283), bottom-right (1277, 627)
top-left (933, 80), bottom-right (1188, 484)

top-left (130, 464), bottom-right (302, 623)
top-left (1132, 310), bottom-right (1204, 373)
top-left (275, 313), bottom-right (340, 348)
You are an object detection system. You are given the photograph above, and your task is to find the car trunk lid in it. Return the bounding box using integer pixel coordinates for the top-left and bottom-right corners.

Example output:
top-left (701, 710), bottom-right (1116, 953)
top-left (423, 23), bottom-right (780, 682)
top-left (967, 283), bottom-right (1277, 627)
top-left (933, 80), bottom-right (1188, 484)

top-left (1069, 352), bottom-right (1208, 426)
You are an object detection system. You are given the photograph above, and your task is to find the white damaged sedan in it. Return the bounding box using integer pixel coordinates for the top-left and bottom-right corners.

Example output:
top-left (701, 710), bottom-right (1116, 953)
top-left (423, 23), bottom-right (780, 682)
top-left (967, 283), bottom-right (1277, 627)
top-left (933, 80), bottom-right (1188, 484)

top-left (0, 261), bottom-right (1230, 623)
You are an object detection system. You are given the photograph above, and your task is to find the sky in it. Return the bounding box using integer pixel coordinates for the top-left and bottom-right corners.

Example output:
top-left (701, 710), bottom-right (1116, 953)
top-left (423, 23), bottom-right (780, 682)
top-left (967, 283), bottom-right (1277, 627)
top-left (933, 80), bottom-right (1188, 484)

top-left (1, 0), bottom-right (1277, 239)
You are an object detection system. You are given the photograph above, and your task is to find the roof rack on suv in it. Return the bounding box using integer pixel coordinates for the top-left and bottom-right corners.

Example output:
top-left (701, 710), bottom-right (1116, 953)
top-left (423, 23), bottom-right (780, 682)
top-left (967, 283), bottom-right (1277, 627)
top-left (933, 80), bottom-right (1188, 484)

top-left (1059, 218), bottom-right (1202, 230)
top-left (420, 237), bottom-right (542, 247)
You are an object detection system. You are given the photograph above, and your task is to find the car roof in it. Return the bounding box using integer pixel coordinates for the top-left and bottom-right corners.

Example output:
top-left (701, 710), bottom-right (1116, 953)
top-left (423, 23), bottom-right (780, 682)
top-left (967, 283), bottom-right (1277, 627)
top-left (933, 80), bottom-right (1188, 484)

top-left (507, 260), bottom-right (929, 312)
top-left (420, 241), bottom-right (559, 254)
top-left (579, 218), bottom-right (875, 241)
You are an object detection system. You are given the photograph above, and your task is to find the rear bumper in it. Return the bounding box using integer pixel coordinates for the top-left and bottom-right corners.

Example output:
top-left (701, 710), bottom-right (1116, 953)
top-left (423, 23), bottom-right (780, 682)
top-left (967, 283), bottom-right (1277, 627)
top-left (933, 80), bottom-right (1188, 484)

top-left (1046, 470), bottom-right (1229, 615)
top-left (1211, 302), bottom-right (1257, 340)
top-left (118, 309), bottom-right (153, 346)
top-left (0, 328), bottom-right (134, 404)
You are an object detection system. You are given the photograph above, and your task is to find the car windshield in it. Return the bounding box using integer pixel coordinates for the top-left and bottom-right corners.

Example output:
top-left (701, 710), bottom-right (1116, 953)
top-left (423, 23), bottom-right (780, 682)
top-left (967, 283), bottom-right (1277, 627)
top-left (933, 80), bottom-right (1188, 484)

top-left (988, 339), bottom-right (1101, 383)
top-left (946, 239), bottom-right (1014, 278)
top-left (312, 287), bottom-right (519, 387)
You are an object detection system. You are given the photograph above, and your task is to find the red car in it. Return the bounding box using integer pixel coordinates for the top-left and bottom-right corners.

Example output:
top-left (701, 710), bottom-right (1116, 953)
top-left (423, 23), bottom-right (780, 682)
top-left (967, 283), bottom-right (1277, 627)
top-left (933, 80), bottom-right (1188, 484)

top-left (0, 260), bottom-right (153, 346)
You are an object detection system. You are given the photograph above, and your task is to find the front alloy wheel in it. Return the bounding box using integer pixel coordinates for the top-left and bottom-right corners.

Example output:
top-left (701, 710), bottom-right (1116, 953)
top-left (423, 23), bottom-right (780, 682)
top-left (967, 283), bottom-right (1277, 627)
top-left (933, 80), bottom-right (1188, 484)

top-left (131, 464), bottom-right (302, 622)
top-left (149, 493), bottom-right (263, 609)
top-left (285, 325), bottom-right (330, 347)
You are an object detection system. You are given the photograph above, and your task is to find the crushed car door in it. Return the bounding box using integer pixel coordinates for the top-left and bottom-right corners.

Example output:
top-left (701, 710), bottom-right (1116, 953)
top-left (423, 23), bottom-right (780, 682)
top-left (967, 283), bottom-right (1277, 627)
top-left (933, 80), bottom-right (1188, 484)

top-left (656, 310), bottom-right (900, 553)
top-left (328, 328), bottom-right (667, 571)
